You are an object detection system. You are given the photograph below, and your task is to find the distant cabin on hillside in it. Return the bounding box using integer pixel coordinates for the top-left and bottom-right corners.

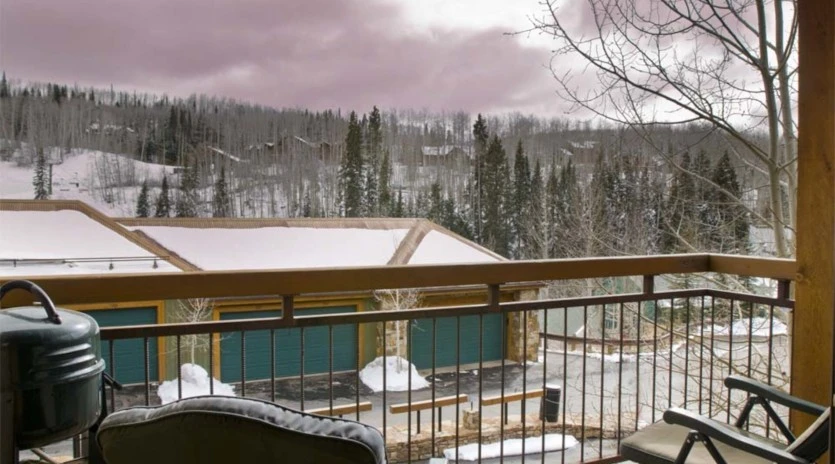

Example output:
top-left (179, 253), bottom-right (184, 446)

top-left (420, 145), bottom-right (469, 168)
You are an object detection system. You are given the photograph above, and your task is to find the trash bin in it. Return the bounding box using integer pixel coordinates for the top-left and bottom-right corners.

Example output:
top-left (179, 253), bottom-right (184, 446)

top-left (540, 384), bottom-right (561, 422)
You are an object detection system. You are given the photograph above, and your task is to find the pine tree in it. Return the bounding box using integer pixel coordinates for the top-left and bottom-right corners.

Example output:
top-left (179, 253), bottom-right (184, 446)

top-left (428, 182), bottom-right (443, 224)
top-left (302, 188), bottom-right (312, 218)
top-left (545, 163), bottom-right (559, 259)
top-left (212, 166), bottom-right (231, 217)
top-left (33, 148), bottom-right (49, 200)
top-left (364, 106), bottom-right (382, 215)
top-left (482, 135), bottom-right (511, 256)
top-left (524, 159), bottom-right (545, 259)
top-left (154, 175), bottom-right (171, 217)
top-left (393, 188), bottom-right (405, 218)
top-left (710, 151), bottom-right (749, 253)
top-left (136, 180), bottom-right (150, 217)
top-left (379, 150), bottom-right (392, 216)
top-left (338, 111), bottom-right (364, 217)
top-left (663, 152), bottom-right (696, 252)
top-left (512, 140), bottom-right (531, 258)
top-left (0, 72), bottom-right (9, 99)
top-left (175, 158), bottom-right (199, 217)
top-left (470, 114), bottom-right (490, 242)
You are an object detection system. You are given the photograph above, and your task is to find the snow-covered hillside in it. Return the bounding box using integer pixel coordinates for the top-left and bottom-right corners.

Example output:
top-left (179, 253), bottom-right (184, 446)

top-left (0, 145), bottom-right (179, 216)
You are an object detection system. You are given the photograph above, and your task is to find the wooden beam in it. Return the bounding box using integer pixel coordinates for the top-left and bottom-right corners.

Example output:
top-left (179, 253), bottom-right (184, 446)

top-left (793, 0), bottom-right (835, 437)
top-left (305, 401), bottom-right (372, 417)
top-left (389, 394), bottom-right (468, 414)
top-left (481, 389), bottom-right (545, 406)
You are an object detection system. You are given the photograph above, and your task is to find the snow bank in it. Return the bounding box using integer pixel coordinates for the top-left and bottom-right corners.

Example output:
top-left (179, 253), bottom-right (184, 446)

top-left (359, 356), bottom-right (430, 392)
top-left (157, 363), bottom-right (236, 405)
top-left (715, 317), bottom-right (788, 338)
top-left (443, 434), bottom-right (578, 461)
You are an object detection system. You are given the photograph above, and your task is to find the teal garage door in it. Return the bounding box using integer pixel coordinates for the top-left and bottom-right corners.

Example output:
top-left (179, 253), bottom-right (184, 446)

top-left (220, 306), bottom-right (358, 382)
top-left (409, 313), bottom-right (504, 370)
top-left (87, 307), bottom-right (159, 385)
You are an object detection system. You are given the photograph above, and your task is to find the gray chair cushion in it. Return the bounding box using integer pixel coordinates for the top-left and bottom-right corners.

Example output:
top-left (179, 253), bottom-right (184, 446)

top-left (96, 396), bottom-right (386, 464)
top-left (620, 419), bottom-right (785, 464)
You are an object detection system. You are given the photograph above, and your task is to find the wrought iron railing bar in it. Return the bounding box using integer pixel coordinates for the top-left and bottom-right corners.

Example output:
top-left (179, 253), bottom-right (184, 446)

top-left (407, 317), bottom-right (413, 463)
top-left (432, 317), bottom-right (437, 456)
top-left (329, 325), bottom-right (334, 415)
top-left (652, 297), bottom-right (658, 423)
top-left (541, 307), bottom-right (548, 464)
top-left (667, 298), bottom-right (674, 412)
top-left (767, 303), bottom-right (775, 438)
top-left (699, 295), bottom-right (705, 416)
top-left (581, 304), bottom-right (587, 460)
top-left (455, 315), bottom-right (461, 463)
top-left (209, 331), bottom-right (214, 395)
top-left (478, 313), bottom-right (484, 463)
top-left (143, 337), bottom-right (150, 405)
top-left (727, 299), bottom-right (735, 423)
top-left (176, 334), bottom-right (182, 400)
top-left (709, 296), bottom-right (716, 418)
top-left (270, 329), bottom-right (275, 402)
top-left (108, 341), bottom-right (115, 412)
top-left (300, 327), bottom-right (305, 410)
top-left (562, 304), bottom-right (567, 464)
top-left (355, 322), bottom-right (360, 422)
top-left (617, 302), bottom-right (624, 448)
top-left (522, 308), bottom-right (528, 462)
top-left (241, 331), bottom-right (246, 397)
top-left (684, 297), bottom-right (690, 409)
top-left (382, 320), bottom-right (387, 447)
top-left (635, 301), bottom-right (641, 433)
top-left (599, 303), bottom-right (605, 460)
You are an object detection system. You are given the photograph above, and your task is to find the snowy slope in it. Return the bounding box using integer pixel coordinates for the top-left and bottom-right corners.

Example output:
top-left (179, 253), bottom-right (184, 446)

top-left (1, 146), bottom-right (179, 216)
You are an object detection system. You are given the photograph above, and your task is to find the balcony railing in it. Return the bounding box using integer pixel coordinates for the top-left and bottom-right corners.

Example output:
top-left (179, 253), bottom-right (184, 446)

top-left (1, 254), bottom-right (795, 463)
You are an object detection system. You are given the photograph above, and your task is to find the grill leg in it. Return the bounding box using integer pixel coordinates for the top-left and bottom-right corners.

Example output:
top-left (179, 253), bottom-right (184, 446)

top-left (1, 346), bottom-right (19, 464)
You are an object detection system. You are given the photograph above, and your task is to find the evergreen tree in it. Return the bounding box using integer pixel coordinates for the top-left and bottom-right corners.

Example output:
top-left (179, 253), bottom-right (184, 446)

top-left (524, 159), bottom-right (545, 259)
top-left (136, 180), bottom-right (150, 217)
top-left (364, 106), bottom-right (382, 215)
top-left (692, 149), bottom-right (714, 248)
top-left (302, 188), bottom-right (312, 218)
top-left (512, 141), bottom-right (531, 258)
top-left (175, 158), bottom-right (199, 217)
top-left (545, 163), bottom-right (559, 259)
top-left (470, 114), bottom-right (490, 242)
top-left (393, 188), bottom-right (405, 218)
top-left (710, 151), bottom-right (750, 253)
top-left (379, 150), bottom-right (392, 216)
top-left (482, 135), bottom-right (511, 256)
top-left (33, 148), bottom-right (49, 200)
top-left (428, 182), bottom-right (443, 224)
top-left (212, 166), bottom-right (231, 217)
top-left (338, 111), bottom-right (364, 217)
top-left (154, 175), bottom-right (171, 217)
top-left (0, 72), bottom-right (9, 98)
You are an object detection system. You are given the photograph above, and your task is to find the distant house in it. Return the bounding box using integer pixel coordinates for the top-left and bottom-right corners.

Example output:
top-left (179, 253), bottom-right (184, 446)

top-left (293, 136), bottom-right (341, 164)
top-left (554, 140), bottom-right (599, 166)
top-left (115, 216), bottom-right (542, 383)
top-left (420, 145), bottom-right (469, 167)
top-left (0, 200), bottom-right (189, 385)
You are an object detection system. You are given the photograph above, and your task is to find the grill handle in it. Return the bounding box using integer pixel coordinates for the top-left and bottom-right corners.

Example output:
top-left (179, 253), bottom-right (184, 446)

top-left (0, 280), bottom-right (62, 324)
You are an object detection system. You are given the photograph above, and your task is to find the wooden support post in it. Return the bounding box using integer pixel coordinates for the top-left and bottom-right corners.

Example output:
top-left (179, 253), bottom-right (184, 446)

top-left (793, 0), bottom-right (835, 440)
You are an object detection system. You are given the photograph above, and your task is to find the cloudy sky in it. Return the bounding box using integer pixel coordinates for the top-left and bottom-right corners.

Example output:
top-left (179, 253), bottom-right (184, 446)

top-left (1, 0), bottom-right (572, 115)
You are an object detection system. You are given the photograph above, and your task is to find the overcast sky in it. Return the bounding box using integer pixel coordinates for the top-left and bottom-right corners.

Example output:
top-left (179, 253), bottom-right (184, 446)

top-left (0, 0), bottom-right (572, 116)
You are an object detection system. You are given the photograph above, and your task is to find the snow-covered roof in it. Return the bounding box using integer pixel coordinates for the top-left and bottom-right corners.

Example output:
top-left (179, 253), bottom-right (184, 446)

top-left (207, 146), bottom-right (247, 163)
top-left (0, 200), bottom-right (183, 276)
top-left (421, 146), bottom-right (464, 157)
top-left (408, 230), bottom-right (500, 265)
top-left (569, 141), bottom-right (597, 150)
top-left (117, 218), bottom-right (504, 271)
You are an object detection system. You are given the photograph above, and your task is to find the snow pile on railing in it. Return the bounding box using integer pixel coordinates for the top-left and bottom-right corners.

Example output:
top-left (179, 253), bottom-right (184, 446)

top-left (157, 363), bottom-right (236, 405)
top-left (359, 356), bottom-right (430, 392)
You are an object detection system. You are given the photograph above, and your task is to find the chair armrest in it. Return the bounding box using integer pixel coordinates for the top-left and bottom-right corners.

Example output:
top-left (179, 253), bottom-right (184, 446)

top-left (663, 408), bottom-right (810, 464)
top-left (724, 376), bottom-right (826, 416)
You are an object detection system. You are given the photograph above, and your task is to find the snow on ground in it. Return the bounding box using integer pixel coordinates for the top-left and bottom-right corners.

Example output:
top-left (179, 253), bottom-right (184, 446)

top-left (540, 342), bottom-right (686, 364)
top-left (709, 317), bottom-right (788, 339)
top-left (157, 363), bottom-right (236, 405)
top-left (359, 356), bottom-right (430, 392)
top-left (126, 225), bottom-right (411, 270)
top-left (443, 434), bottom-right (578, 461)
top-left (408, 230), bottom-right (501, 264)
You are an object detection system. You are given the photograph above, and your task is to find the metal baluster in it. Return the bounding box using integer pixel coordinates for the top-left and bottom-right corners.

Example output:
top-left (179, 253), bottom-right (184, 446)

top-left (241, 331), bottom-right (246, 397)
top-left (177, 335), bottom-right (182, 400)
top-left (270, 329), bottom-right (276, 402)
top-left (143, 337), bottom-right (150, 405)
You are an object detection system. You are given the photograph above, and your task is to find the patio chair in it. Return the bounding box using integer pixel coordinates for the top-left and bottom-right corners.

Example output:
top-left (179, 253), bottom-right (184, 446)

top-left (94, 396), bottom-right (387, 464)
top-left (620, 375), bottom-right (829, 464)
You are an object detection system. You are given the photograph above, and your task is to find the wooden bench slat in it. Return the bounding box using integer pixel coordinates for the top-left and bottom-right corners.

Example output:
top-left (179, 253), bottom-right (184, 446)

top-left (389, 394), bottom-right (468, 414)
top-left (481, 389), bottom-right (544, 406)
top-left (305, 401), bottom-right (373, 417)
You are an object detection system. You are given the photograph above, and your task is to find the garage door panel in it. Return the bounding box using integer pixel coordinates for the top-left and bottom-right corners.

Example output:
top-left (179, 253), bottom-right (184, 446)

top-left (220, 306), bottom-right (357, 382)
top-left (410, 313), bottom-right (504, 370)
top-left (88, 307), bottom-right (159, 385)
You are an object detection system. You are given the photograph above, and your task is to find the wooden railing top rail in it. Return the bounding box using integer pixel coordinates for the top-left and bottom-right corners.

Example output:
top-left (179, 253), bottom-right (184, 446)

top-left (0, 253), bottom-right (796, 306)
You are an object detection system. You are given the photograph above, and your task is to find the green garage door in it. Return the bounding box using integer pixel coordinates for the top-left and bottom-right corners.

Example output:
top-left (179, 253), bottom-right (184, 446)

top-left (220, 306), bottom-right (358, 383)
top-left (409, 313), bottom-right (504, 370)
top-left (87, 307), bottom-right (159, 385)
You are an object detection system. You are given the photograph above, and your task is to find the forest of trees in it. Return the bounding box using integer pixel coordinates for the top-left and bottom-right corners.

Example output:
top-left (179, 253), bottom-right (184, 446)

top-left (2, 73), bottom-right (761, 263)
